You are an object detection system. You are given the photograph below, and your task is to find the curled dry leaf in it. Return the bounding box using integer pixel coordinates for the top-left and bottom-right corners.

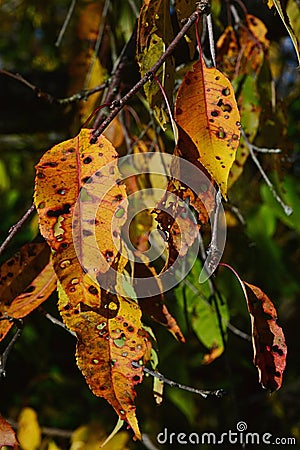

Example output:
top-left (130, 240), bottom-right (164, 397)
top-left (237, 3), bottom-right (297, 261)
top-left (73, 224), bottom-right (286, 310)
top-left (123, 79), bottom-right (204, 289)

top-left (175, 57), bottom-right (241, 197)
top-left (34, 128), bottom-right (151, 439)
top-left (244, 282), bottom-right (287, 392)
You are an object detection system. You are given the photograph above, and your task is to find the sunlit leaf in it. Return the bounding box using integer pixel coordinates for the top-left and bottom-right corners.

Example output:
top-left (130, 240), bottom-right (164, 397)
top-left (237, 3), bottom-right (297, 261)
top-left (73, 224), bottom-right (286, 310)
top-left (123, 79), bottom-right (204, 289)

top-left (34, 128), bottom-right (151, 438)
top-left (267, 0), bottom-right (300, 65)
top-left (175, 58), bottom-right (241, 197)
top-left (17, 407), bottom-right (41, 450)
top-left (244, 282), bottom-right (287, 391)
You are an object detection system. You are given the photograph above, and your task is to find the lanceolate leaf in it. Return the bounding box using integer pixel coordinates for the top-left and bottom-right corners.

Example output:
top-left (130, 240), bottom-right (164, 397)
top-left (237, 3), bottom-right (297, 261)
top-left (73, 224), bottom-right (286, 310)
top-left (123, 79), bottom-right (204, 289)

top-left (0, 261), bottom-right (57, 342)
top-left (175, 58), bottom-right (241, 197)
top-left (58, 283), bottom-right (151, 440)
top-left (34, 128), bottom-right (151, 438)
top-left (267, 0), bottom-right (300, 65)
top-left (137, 0), bottom-right (175, 129)
top-left (244, 282), bottom-right (287, 392)
top-left (174, 259), bottom-right (229, 363)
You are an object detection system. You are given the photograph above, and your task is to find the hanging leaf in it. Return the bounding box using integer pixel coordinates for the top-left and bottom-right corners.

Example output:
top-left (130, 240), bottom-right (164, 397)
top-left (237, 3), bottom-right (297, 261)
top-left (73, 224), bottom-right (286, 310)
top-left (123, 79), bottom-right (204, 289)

top-left (238, 15), bottom-right (269, 76)
top-left (137, 0), bottom-right (175, 129)
top-left (0, 415), bottom-right (19, 449)
top-left (58, 283), bottom-right (151, 441)
top-left (0, 261), bottom-right (57, 342)
top-left (0, 241), bottom-right (50, 305)
top-left (216, 16), bottom-right (269, 80)
top-left (175, 259), bottom-right (229, 363)
top-left (34, 128), bottom-right (151, 438)
top-left (244, 282), bottom-right (287, 391)
top-left (267, 0), bottom-right (300, 65)
top-left (216, 25), bottom-right (240, 80)
top-left (175, 57), bottom-right (241, 197)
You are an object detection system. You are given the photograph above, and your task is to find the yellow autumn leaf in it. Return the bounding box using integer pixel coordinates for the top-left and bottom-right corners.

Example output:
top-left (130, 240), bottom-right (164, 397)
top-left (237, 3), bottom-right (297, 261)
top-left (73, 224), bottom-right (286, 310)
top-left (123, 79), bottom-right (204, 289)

top-left (34, 129), bottom-right (151, 439)
top-left (175, 58), bottom-right (241, 197)
top-left (17, 408), bottom-right (41, 450)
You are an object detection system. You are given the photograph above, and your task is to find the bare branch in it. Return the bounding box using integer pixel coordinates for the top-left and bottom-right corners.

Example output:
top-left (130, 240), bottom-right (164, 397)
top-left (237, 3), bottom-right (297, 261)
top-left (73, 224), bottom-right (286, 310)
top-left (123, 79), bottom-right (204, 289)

top-left (0, 69), bottom-right (108, 105)
top-left (242, 129), bottom-right (293, 216)
top-left (55, 0), bottom-right (77, 47)
top-left (0, 318), bottom-right (23, 377)
top-left (0, 203), bottom-right (35, 258)
top-left (132, 361), bottom-right (225, 399)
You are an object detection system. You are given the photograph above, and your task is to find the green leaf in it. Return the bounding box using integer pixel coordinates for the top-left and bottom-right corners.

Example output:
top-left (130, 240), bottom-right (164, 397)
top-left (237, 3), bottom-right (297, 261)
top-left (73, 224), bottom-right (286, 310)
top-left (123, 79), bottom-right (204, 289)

top-left (137, 0), bottom-right (175, 129)
top-left (175, 259), bottom-right (229, 362)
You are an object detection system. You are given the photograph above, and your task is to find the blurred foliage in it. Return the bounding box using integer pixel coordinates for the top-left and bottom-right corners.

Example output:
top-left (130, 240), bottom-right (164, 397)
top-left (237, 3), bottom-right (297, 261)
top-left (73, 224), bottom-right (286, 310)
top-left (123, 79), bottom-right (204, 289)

top-left (0, 0), bottom-right (300, 449)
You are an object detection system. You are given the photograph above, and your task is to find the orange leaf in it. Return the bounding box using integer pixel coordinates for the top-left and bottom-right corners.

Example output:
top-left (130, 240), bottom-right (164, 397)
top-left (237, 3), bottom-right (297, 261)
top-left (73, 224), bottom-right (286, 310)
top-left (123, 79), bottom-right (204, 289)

top-left (0, 261), bottom-right (57, 342)
top-left (244, 282), bottom-right (287, 392)
top-left (175, 58), bottom-right (241, 197)
top-left (0, 242), bottom-right (55, 342)
top-left (34, 129), bottom-right (151, 438)
top-left (0, 242), bottom-right (50, 305)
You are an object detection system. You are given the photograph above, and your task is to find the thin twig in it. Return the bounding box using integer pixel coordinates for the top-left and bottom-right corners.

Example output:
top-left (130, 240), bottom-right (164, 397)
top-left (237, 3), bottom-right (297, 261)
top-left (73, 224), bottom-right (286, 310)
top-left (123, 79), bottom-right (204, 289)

top-left (0, 318), bottom-right (23, 377)
top-left (251, 144), bottom-right (282, 154)
top-left (242, 129), bottom-right (293, 216)
top-left (91, 2), bottom-right (210, 142)
top-left (8, 419), bottom-right (73, 439)
top-left (0, 203), bottom-right (35, 257)
top-left (206, 14), bottom-right (216, 67)
top-left (39, 309), bottom-right (76, 337)
top-left (0, 69), bottom-right (108, 105)
top-left (55, 0), bottom-right (77, 47)
top-left (133, 361), bottom-right (225, 398)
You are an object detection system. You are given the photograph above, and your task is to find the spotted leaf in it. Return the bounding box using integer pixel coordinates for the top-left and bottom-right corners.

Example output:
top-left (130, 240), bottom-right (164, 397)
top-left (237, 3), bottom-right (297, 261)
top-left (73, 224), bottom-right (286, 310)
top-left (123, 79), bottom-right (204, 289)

top-left (244, 282), bottom-right (287, 392)
top-left (175, 58), bottom-right (241, 197)
top-left (34, 128), bottom-right (151, 438)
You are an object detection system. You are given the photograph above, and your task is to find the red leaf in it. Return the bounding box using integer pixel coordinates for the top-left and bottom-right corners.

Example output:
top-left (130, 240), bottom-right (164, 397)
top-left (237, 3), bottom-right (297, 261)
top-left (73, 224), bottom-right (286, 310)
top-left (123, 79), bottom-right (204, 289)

top-left (244, 282), bottom-right (287, 392)
top-left (0, 415), bottom-right (19, 448)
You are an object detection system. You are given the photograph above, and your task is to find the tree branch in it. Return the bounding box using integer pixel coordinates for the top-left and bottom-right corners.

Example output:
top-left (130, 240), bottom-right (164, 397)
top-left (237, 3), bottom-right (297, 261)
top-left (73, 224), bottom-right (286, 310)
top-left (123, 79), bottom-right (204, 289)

top-left (242, 129), bottom-right (293, 216)
top-left (0, 69), bottom-right (108, 105)
top-left (132, 361), bottom-right (225, 399)
top-left (91, 2), bottom-right (210, 142)
top-left (0, 203), bottom-right (35, 257)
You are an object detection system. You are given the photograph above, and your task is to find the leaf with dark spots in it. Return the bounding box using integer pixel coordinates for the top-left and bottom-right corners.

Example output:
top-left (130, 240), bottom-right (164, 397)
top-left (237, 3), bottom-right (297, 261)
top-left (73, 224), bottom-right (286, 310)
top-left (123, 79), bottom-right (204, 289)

top-left (175, 58), bottom-right (241, 197)
top-left (34, 128), bottom-right (151, 438)
top-left (0, 261), bottom-right (57, 342)
top-left (243, 282), bottom-right (287, 392)
top-left (0, 241), bottom-right (50, 306)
